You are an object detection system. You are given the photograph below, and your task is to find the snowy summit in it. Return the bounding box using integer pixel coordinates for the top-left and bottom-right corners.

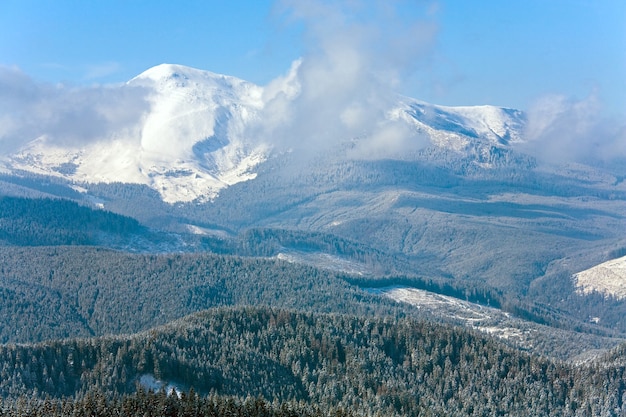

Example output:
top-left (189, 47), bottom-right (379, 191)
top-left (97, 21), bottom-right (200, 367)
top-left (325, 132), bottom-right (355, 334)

top-left (2, 63), bottom-right (527, 203)
top-left (6, 64), bottom-right (268, 203)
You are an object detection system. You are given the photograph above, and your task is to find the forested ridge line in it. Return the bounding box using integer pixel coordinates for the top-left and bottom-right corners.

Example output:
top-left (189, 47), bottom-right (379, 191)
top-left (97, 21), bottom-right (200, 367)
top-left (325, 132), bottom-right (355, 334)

top-left (0, 246), bottom-right (404, 343)
top-left (0, 245), bottom-right (621, 361)
top-left (0, 306), bottom-right (624, 416)
top-left (0, 391), bottom-right (360, 417)
top-left (0, 196), bottom-right (144, 246)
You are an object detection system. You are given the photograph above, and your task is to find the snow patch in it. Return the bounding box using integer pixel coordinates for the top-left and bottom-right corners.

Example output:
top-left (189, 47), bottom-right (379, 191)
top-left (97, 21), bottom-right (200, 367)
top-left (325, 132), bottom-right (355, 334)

top-left (574, 255), bottom-right (626, 300)
top-left (139, 374), bottom-right (184, 397)
top-left (276, 250), bottom-right (369, 275)
top-left (368, 286), bottom-right (534, 342)
top-left (186, 224), bottom-right (231, 238)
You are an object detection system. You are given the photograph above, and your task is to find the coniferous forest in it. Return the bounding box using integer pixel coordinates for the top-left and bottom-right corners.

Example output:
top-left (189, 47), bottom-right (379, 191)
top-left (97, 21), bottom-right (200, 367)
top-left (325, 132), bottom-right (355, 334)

top-left (0, 196), bottom-right (625, 416)
top-left (0, 0), bottom-right (625, 407)
top-left (0, 307), bottom-right (624, 416)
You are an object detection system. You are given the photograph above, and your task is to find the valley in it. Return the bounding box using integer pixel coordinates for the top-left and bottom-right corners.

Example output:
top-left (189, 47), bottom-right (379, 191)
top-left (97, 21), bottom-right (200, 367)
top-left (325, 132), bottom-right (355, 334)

top-left (367, 286), bottom-right (623, 361)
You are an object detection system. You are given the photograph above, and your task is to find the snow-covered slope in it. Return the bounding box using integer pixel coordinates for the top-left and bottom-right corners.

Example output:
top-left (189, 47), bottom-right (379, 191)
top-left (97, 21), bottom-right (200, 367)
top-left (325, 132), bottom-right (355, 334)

top-left (1, 63), bottom-right (528, 203)
top-left (400, 99), bottom-right (525, 152)
top-left (6, 64), bottom-right (268, 203)
top-left (574, 256), bottom-right (626, 300)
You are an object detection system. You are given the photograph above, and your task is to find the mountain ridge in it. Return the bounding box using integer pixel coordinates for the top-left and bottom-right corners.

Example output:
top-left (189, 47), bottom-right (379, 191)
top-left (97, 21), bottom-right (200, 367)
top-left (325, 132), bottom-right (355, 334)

top-left (1, 64), bottom-right (625, 349)
top-left (2, 63), bottom-right (528, 203)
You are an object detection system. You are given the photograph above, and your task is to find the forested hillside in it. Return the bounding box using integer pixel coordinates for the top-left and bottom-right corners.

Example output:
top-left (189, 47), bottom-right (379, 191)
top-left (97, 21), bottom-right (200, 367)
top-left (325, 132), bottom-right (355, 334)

top-left (0, 245), bottom-right (621, 361)
top-left (0, 307), bottom-right (624, 416)
top-left (0, 246), bottom-right (402, 343)
top-left (0, 196), bottom-right (144, 246)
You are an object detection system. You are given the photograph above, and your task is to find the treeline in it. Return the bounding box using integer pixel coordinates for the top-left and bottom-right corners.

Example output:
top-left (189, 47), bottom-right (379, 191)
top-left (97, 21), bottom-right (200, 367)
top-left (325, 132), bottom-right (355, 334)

top-left (0, 307), bottom-right (624, 416)
top-left (0, 196), bottom-right (144, 246)
top-left (0, 390), bottom-right (357, 417)
top-left (0, 173), bottom-right (82, 200)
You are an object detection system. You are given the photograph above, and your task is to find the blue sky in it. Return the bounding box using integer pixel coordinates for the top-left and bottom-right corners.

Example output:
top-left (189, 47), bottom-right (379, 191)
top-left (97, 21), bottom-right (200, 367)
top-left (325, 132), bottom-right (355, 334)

top-left (0, 0), bottom-right (624, 115)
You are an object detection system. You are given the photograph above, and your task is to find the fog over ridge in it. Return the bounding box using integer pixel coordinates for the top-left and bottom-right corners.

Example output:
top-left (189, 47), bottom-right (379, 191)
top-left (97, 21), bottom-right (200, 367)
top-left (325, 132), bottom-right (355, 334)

top-left (0, 65), bottom-right (151, 154)
top-left (1, 0), bottom-right (624, 165)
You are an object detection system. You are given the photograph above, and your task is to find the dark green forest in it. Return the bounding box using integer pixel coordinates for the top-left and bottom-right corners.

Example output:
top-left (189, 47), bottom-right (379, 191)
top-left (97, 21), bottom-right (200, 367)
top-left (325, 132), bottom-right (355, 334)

top-left (0, 196), bottom-right (143, 246)
top-left (0, 246), bottom-right (404, 343)
top-left (0, 245), bottom-right (620, 361)
top-left (0, 307), bottom-right (624, 416)
top-left (2, 195), bottom-right (626, 415)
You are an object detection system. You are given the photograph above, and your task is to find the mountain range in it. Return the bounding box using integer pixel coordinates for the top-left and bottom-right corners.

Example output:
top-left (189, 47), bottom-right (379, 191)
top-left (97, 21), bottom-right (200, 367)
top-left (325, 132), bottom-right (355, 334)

top-left (1, 63), bottom-right (626, 414)
top-left (2, 63), bottom-right (529, 203)
top-left (1, 63), bottom-right (625, 354)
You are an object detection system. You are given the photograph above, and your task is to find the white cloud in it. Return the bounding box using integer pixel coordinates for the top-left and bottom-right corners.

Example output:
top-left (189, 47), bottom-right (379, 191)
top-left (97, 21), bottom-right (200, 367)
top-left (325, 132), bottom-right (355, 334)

top-left (0, 65), bottom-right (151, 154)
top-left (519, 91), bottom-right (626, 164)
top-left (250, 0), bottom-right (438, 158)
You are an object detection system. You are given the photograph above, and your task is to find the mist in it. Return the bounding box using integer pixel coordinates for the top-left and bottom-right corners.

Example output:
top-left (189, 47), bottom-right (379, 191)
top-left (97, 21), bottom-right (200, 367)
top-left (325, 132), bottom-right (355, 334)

top-left (0, 65), bottom-right (151, 154)
top-left (3, 0), bottom-right (622, 170)
top-left (518, 92), bottom-right (626, 165)
top-left (248, 0), bottom-right (437, 159)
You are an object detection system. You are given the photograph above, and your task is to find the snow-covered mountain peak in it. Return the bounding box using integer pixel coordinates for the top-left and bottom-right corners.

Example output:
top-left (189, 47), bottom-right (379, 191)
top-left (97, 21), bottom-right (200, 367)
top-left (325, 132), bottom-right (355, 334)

top-left (1, 63), bottom-right (530, 203)
top-left (5, 64), bottom-right (268, 203)
top-left (130, 63), bottom-right (264, 108)
top-left (132, 63), bottom-right (231, 87)
top-left (134, 63), bottom-right (206, 81)
top-left (402, 99), bottom-right (526, 149)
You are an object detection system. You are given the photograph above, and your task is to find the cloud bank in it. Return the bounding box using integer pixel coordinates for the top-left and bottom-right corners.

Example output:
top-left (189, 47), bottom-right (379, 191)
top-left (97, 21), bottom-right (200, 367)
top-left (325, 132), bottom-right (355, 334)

top-left (519, 91), bottom-right (626, 164)
top-left (0, 65), bottom-right (151, 154)
top-left (249, 0), bottom-right (438, 158)
top-left (4, 0), bottom-right (621, 170)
